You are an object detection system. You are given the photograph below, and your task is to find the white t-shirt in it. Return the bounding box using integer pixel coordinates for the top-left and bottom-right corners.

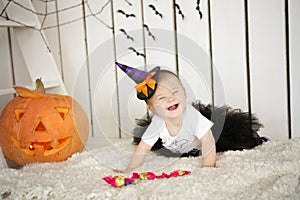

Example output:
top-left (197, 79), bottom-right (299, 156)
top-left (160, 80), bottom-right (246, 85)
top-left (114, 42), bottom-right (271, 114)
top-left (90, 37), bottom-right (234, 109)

top-left (142, 104), bottom-right (214, 153)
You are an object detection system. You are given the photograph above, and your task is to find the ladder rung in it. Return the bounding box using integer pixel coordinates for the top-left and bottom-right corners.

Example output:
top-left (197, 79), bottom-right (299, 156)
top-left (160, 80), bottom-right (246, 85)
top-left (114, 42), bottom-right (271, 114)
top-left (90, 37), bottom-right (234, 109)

top-left (0, 18), bottom-right (35, 27)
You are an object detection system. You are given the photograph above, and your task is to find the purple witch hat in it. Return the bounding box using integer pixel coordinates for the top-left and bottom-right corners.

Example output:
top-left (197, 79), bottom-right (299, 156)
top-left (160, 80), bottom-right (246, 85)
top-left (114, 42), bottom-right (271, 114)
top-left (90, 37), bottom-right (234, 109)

top-left (116, 62), bottom-right (160, 100)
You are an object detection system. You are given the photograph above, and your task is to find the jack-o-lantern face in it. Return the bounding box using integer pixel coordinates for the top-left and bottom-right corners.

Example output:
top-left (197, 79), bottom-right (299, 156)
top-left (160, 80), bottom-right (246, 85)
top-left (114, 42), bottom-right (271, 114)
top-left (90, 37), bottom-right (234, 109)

top-left (0, 84), bottom-right (89, 166)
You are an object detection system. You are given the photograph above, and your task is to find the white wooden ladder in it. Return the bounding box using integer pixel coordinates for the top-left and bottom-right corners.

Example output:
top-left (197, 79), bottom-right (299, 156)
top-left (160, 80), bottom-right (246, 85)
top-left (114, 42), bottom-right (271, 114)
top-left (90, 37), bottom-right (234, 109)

top-left (0, 0), bottom-right (67, 95)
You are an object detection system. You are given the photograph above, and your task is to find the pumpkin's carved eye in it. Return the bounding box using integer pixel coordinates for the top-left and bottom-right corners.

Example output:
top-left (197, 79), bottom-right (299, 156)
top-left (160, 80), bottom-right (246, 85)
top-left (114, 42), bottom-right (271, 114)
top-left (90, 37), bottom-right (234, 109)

top-left (55, 107), bottom-right (69, 120)
top-left (15, 109), bottom-right (26, 122)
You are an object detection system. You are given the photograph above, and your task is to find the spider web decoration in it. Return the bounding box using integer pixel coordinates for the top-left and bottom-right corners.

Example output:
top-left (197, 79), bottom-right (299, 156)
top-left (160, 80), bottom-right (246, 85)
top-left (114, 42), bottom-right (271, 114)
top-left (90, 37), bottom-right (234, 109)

top-left (0, 0), bottom-right (112, 52)
top-left (0, 0), bottom-right (203, 57)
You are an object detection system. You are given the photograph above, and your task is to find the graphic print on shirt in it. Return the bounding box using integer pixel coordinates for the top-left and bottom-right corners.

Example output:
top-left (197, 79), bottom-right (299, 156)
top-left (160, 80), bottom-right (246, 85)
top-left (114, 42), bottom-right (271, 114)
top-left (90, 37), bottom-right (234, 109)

top-left (168, 139), bottom-right (189, 152)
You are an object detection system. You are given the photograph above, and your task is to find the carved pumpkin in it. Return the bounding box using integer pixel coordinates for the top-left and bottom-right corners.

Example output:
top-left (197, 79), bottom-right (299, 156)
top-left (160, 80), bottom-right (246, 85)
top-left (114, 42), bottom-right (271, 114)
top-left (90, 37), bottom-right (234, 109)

top-left (0, 79), bottom-right (89, 166)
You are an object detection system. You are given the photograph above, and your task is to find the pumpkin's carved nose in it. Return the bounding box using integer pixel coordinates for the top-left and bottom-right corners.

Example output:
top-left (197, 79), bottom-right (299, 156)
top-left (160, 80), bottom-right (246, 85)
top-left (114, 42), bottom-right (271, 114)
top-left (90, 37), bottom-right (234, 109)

top-left (34, 118), bottom-right (46, 132)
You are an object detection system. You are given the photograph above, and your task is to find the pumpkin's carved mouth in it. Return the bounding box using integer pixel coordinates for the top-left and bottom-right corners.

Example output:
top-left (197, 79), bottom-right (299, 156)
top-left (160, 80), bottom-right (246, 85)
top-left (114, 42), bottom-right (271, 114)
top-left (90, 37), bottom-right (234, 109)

top-left (11, 136), bottom-right (71, 156)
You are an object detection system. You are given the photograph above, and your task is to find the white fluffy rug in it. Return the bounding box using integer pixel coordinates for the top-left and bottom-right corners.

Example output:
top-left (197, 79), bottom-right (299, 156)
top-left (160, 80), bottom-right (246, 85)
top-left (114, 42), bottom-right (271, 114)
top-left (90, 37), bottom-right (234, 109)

top-left (1, 138), bottom-right (300, 199)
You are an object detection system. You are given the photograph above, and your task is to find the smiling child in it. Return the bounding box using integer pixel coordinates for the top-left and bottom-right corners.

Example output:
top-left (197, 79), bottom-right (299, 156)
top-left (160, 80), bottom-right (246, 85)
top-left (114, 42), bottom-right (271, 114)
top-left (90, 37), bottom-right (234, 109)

top-left (114, 63), bottom-right (217, 173)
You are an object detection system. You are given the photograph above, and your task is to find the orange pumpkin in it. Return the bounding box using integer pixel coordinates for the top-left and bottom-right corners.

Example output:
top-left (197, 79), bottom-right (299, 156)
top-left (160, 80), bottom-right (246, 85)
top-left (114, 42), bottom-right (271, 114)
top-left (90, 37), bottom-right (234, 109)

top-left (0, 79), bottom-right (89, 166)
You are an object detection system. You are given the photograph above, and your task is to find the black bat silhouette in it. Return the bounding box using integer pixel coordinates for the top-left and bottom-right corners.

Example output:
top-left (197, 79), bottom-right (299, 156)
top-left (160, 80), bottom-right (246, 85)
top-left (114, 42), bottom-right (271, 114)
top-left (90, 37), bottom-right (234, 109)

top-left (196, 0), bottom-right (203, 19)
top-left (119, 29), bottom-right (134, 41)
top-left (143, 24), bottom-right (155, 40)
top-left (128, 47), bottom-right (145, 57)
top-left (124, 0), bottom-right (132, 6)
top-left (175, 4), bottom-right (184, 20)
top-left (148, 4), bottom-right (163, 18)
top-left (117, 9), bottom-right (136, 18)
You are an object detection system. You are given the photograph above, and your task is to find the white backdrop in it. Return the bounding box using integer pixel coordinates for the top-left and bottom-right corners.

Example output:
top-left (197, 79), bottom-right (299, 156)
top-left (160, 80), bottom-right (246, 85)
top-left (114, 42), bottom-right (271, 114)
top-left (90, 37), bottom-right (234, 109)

top-left (0, 0), bottom-right (299, 141)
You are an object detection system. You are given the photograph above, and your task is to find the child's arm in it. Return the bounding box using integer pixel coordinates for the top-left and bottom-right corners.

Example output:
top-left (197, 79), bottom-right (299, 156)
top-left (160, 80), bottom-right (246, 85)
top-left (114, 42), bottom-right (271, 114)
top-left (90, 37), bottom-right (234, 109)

top-left (114, 140), bottom-right (152, 173)
top-left (200, 129), bottom-right (216, 167)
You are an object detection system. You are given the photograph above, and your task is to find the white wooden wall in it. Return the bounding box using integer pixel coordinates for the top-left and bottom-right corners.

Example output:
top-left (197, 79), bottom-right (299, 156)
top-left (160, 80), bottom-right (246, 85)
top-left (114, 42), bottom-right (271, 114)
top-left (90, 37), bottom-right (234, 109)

top-left (0, 0), bottom-right (299, 141)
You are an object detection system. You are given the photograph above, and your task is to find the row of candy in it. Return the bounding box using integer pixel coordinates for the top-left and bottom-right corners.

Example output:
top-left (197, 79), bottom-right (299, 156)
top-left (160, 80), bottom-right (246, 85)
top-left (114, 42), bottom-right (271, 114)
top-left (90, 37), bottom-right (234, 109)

top-left (103, 170), bottom-right (191, 188)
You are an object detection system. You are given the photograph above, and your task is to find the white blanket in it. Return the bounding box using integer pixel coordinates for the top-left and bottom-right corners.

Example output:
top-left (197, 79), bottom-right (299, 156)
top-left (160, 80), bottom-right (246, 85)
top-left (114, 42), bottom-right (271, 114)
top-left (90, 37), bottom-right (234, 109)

top-left (1, 138), bottom-right (300, 199)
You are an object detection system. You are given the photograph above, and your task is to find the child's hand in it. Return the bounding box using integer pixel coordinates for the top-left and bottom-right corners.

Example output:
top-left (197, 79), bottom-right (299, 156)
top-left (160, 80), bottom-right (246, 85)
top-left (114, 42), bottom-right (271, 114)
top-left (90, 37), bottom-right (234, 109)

top-left (201, 164), bottom-right (216, 168)
top-left (114, 141), bottom-right (151, 174)
top-left (113, 167), bottom-right (134, 173)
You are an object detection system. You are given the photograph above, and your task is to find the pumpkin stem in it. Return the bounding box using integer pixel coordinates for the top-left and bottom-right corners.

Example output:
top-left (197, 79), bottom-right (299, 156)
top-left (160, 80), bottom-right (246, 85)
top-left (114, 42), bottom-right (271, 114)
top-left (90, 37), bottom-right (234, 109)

top-left (35, 78), bottom-right (45, 94)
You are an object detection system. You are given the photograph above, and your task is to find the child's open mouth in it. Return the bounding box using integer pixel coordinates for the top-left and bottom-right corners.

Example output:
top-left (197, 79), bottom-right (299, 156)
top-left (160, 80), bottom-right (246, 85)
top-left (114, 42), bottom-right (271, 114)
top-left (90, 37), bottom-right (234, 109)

top-left (167, 104), bottom-right (179, 111)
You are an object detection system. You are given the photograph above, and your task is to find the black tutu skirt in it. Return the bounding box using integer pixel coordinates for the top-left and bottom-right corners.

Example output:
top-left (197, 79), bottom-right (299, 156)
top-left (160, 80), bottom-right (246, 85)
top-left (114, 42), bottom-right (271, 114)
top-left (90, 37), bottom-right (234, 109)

top-left (132, 101), bottom-right (269, 157)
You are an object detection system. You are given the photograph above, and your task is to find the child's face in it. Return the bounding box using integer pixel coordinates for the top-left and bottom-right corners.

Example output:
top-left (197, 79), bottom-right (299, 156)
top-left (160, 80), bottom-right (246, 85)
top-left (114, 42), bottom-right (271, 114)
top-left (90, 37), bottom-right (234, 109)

top-left (147, 73), bottom-right (186, 120)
